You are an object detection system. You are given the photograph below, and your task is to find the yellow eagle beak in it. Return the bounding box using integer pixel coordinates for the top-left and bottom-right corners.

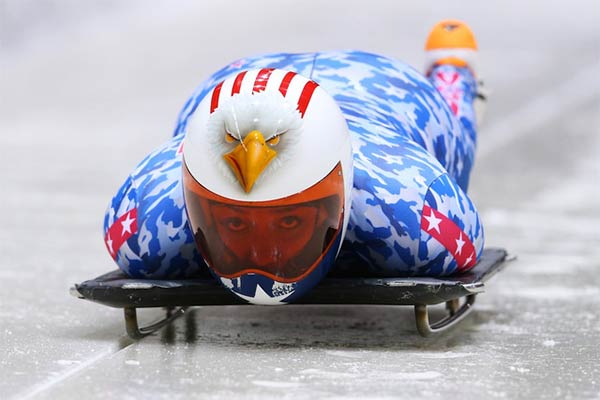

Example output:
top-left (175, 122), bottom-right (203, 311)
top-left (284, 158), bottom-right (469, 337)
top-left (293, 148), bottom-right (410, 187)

top-left (223, 130), bottom-right (277, 193)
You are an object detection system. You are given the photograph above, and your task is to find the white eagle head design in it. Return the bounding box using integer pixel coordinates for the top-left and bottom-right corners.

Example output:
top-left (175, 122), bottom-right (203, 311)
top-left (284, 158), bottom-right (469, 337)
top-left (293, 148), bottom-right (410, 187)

top-left (207, 90), bottom-right (303, 193)
top-left (184, 67), bottom-right (353, 203)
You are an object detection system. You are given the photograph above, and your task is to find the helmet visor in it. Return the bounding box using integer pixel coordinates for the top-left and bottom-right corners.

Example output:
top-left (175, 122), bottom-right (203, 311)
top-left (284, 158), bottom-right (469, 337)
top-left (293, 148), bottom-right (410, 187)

top-left (183, 162), bottom-right (344, 282)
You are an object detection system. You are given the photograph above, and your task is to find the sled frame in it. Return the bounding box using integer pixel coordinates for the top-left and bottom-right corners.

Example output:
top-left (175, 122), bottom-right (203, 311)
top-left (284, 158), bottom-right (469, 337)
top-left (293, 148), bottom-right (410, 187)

top-left (71, 247), bottom-right (508, 339)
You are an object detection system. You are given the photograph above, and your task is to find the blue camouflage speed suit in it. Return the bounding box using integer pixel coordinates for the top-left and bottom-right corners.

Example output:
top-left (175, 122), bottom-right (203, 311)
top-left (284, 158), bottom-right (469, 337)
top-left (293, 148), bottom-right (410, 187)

top-left (103, 51), bottom-right (484, 279)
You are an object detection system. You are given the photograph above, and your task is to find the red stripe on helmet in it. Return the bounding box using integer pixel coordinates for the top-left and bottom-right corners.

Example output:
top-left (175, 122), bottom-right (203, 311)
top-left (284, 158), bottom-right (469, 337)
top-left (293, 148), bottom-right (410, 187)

top-left (210, 81), bottom-right (224, 113)
top-left (231, 71), bottom-right (247, 95)
top-left (297, 80), bottom-right (319, 118)
top-left (420, 205), bottom-right (477, 271)
top-left (278, 71), bottom-right (297, 96)
top-left (253, 68), bottom-right (275, 93)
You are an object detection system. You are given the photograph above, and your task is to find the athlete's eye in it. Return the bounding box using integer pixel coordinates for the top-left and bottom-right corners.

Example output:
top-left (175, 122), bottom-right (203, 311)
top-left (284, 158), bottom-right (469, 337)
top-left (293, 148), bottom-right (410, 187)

top-left (222, 217), bottom-right (248, 232)
top-left (278, 215), bottom-right (300, 229)
top-left (267, 135), bottom-right (280, 146)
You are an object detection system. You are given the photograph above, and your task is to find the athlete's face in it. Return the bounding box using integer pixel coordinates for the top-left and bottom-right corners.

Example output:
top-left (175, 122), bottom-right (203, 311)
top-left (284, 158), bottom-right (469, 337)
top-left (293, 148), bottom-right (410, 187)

top-left (192, 197), bottom-right (339, 281)
top-left (211, 203), bottom-right (319, 272)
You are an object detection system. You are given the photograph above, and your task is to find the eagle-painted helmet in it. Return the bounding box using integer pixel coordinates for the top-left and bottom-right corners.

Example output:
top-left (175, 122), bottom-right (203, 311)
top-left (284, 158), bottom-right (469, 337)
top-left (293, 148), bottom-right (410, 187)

top-left (182, 68), bottom-right (353, 304)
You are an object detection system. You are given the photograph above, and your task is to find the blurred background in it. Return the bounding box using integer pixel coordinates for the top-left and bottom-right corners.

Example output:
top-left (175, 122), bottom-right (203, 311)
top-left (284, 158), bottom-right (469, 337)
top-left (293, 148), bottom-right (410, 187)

top-left (1, 1), bottom-right (599, 399)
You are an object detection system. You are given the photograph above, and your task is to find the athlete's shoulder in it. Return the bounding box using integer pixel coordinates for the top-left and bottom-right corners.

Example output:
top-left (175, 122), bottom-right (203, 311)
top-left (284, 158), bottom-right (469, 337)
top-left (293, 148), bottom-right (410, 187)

top-left (131, 134), bottom-right (184, 182)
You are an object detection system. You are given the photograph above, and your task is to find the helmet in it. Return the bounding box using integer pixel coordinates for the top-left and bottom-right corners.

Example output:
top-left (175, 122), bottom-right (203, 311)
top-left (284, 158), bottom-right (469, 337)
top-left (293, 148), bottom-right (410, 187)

top-left (182, 68), bottom-right (353, 305)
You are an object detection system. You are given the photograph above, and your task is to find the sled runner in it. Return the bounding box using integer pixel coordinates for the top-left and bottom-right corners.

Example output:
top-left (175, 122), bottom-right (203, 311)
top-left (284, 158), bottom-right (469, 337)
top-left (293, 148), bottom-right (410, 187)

top-left (70, 247), bottom-right (508, 339)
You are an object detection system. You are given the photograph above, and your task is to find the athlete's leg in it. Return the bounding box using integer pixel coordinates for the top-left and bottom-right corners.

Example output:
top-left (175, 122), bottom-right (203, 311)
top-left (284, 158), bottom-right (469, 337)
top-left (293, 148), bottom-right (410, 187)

top-left (428, 64), bottom-right (477, 148)
top-left (424, 19), bottom-right (480, 191)
top-left (428, 64), bottom-right (478, 190)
